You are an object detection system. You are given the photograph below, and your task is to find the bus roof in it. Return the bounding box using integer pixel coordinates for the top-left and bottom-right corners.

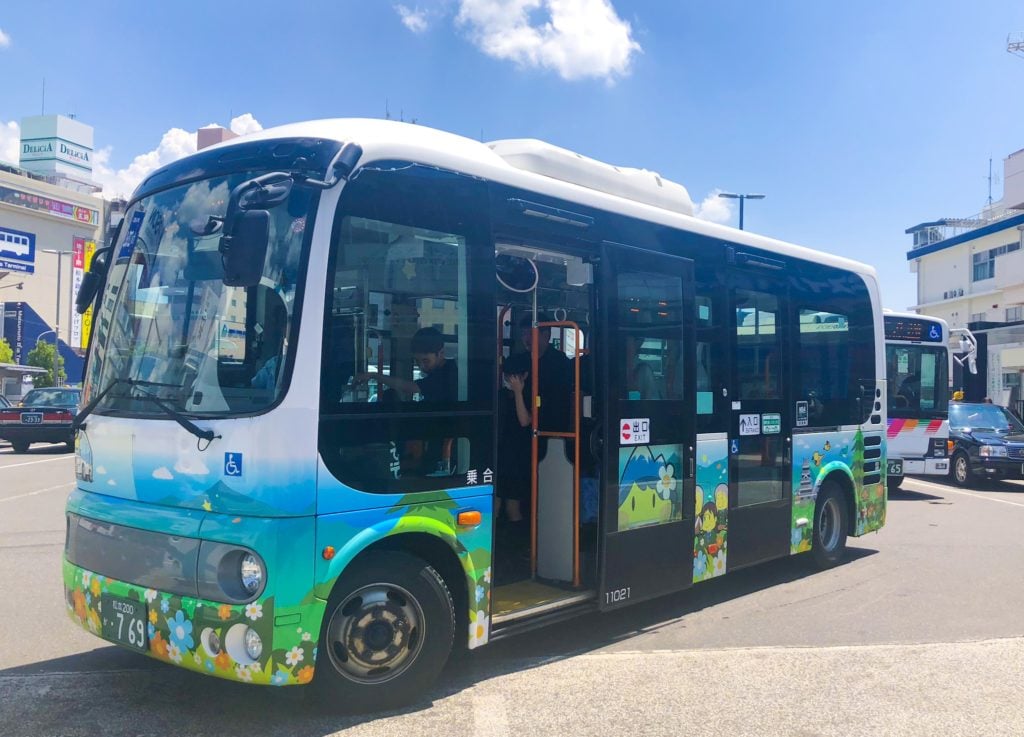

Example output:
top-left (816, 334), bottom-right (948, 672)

top-left (189, 118), bottom-right (879, 280)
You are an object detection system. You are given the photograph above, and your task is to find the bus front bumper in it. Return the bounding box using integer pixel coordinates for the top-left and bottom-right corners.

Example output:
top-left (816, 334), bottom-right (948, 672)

top-left (63, 558), bottom-right (322, 686)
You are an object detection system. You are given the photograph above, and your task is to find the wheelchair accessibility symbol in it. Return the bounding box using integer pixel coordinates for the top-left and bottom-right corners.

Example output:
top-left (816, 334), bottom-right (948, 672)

top-left (929, 325), bottom-right (940, 340)
top-left (224, 453), bottom-right (243, 477)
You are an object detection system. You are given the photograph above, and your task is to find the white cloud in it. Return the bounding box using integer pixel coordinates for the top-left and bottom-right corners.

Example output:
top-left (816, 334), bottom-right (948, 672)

top-left (91, 113), bottom-right (263, 200)
top-left (229, 113), bottom-right (263, 136)
top-left (0, 120), bottom-right (19, 165)
top-left (0, 28), bottom-right (11, 48)
top-left (455, 0), bottom-right (640, 81)
top-left (152, 467), bottom-right (174, 480)
top-left (396, 4), bottom-right (430, 33)
top-left (693, 189), bottom-right (733, 225)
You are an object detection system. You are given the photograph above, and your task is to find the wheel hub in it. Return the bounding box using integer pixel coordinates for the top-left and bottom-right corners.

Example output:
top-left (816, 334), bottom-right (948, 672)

top-left (326, 583), bottom-right (425, 684)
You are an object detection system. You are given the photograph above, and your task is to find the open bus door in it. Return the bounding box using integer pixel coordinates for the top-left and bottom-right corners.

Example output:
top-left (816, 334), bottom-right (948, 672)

top-left (598, 244), bottom-right (697, 610)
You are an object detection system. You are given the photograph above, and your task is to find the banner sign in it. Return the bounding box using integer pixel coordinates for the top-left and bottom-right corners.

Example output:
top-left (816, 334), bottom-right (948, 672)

top-left (80, 240), bottom-right (96, 348)
top-left (0, 184), bottom-right (99, 226)
top-left (71, 238), bottom-right (85, 349)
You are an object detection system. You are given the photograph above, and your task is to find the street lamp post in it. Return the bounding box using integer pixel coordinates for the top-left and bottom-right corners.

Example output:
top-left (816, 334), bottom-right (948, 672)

top-left (718, 192), bottom-right (766, 230)
top-left (36, 329), bottom-right (59, 387)
top-left (41, 250), bottom-right (67, 386)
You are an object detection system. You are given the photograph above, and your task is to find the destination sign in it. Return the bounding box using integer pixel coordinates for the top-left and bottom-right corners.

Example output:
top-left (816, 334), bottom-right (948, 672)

top-left (884, 316), bottom-right (944, 343)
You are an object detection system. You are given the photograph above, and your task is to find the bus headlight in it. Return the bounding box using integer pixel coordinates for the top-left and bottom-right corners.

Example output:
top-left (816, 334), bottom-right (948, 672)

top-left (979, 445), bottom-right (1007, 458)
top-left (244, 627), bottom-right (263, 660)
top-left (240, 553), bottom-right (264, 595)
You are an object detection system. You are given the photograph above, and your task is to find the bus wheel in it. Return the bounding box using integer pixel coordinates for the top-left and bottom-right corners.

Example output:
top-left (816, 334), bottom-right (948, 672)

top-left (810, 480), bottom-right (848, 569)
top-left (888, 475), bottom-right (903, 491)
top-left (11, 441), bottom-right (29, 454)
top-left (315, 551), bottom-right (454, 711)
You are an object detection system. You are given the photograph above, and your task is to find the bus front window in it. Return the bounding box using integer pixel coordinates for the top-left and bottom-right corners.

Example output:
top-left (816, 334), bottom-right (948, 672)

top-left (85, 173), bottom-right (316, 417)
top-left (886, 345), bottom-right (948, 419)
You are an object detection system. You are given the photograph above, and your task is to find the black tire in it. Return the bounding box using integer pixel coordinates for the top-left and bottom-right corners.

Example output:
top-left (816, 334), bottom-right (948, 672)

top-left (888, 475), bottom-right (903, 491)
top-left (810, 480), bottom-right (848, 569)
top-left (64, 440), bottom-right (76, 453)
top-left (950, 452), bottom-right (972, 487)
top-left (314, 551), bottom-right (455, 712)
top-left (11, 441), bottom-right (29, 453)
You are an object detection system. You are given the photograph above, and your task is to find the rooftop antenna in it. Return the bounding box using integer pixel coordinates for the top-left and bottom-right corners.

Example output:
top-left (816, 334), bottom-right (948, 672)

top-left (385, 98), bottom-right (391, 120)
top-left (1009, 33), bottom-right (1024, 59)
top-left (987, 157), bottom-right (1001, 209)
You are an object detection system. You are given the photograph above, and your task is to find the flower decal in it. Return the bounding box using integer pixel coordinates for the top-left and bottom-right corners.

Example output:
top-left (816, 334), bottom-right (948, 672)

top-left (215, 651), bottom-right (231, 670)
top-left (693, 551), bottom-right (708, 579)
top-left (218, 604), bottom-right (232, 621)
top-left (168, 643), bottom-right (182, 664)
top-left (168, 610), bottom-right (195, 651)
top-left (245, 602), bottom-right (263, 621)
top-left (151, 632), bottom-right (168, 659)
top-left (285, 646), bottom-right (304, 667)
top-left (297, 665), bottom-right (314, 684)
top-left (144, 589), bottom-right (158, 604)
top-left (712, 551), bottom-right (726, 577)
top-left (236, 665), bottom-right (253, 682)
top-left (468, 609), bottom-right (488, 648)
top-left (656, 464), bottom-right (676, 499)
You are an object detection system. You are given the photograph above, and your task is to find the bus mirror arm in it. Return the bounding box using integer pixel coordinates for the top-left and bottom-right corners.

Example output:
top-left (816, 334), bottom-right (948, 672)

top-left (297, 143), bottom-right (363, 190)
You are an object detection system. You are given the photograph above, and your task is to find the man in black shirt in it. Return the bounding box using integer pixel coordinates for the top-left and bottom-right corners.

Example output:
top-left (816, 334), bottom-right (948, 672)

top-left (355, 327), bottom-right (457, 474)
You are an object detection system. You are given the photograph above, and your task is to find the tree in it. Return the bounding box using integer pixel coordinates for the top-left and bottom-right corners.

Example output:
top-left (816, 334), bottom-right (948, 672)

top-left (26, 339), bottom-right (65, 388)
top-left (0, 338), bottom-right (12, 365)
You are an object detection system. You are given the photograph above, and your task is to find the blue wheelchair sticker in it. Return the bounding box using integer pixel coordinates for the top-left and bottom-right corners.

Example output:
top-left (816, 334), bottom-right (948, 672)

top-left (730, 439), bottom-right (739, 455)
top-left (224, 453), bottom-right (243, 477)
top-left (928, 325), bottom-right (941, 340)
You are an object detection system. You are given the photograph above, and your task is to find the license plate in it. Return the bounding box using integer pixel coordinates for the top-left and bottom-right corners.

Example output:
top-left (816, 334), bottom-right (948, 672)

top-left (21, 413), bottom-right (42, 425)
top-left (100, 594), bottom-right (148, 652)
top-left (887, 459), bottom-right (904, 477)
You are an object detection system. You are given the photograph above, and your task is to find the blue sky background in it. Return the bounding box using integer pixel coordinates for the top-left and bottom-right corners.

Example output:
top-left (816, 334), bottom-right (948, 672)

top-left (1, 1), bottom-right (1023, 311)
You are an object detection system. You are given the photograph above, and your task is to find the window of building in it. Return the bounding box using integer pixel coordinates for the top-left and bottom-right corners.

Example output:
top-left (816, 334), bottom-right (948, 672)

top-left (1004, 372), bottom-right (1021, 389)
top-left (972, 251), bottom-right (994, 281)
top-left (1006, 306), bottom-right (1023, 322)
top-left (970, 312), bottom-right (987, 323)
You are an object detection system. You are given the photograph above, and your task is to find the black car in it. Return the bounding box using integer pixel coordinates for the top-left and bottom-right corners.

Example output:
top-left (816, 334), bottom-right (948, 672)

top-left (947, 402), bottom-right (1024, 486)
top-left (0, 387), bottom-right (81, 453)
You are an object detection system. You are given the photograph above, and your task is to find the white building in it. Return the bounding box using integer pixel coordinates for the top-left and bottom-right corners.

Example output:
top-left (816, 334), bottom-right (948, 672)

top-left (906, 148), bottom-right (1024, 404)
top-left (0, 115), bottom-right (109, 393)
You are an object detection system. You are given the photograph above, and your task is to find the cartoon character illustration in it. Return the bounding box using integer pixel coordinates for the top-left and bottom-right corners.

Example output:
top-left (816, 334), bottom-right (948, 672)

top-left (824, 441), bottom-right (831, 451)
top-left (812, 451), bottom-right (823, 467)
top-left (618, 446), bottom-right (681, 530)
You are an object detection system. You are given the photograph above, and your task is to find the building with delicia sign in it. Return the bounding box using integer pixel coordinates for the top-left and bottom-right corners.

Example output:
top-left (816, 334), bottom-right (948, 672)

top-left (0, 114), bottom-right (111, 398)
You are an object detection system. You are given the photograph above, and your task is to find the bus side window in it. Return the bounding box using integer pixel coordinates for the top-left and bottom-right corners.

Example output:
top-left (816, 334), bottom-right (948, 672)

top-left (318, 163), bottom-right (493, 493)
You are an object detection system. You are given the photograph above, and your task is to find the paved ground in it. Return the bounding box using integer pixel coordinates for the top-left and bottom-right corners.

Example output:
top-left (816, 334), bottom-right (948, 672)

top-left (2, 444), bottom-right (1023, 736)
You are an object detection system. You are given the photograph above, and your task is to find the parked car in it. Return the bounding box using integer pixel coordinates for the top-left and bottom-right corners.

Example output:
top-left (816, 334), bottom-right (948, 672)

top-left (947, 402), bottom-right (1024, 486)
top-left (0, 387), bottom-right (81, 453)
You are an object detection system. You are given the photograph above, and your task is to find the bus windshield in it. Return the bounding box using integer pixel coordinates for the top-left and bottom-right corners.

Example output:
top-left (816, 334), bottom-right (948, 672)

top-left (886, 344), bottom-right (948, 419)
top-left (85, 172), bottom-right (316, 417)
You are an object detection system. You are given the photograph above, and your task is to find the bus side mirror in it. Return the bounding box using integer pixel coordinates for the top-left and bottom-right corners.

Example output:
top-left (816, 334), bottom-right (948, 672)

top-left (75, 247), bottom-right (112, 314)
top-left (220, 209), bottom-right (270, 288)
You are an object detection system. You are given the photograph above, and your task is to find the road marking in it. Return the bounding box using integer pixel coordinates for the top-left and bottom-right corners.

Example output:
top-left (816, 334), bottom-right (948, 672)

top-left (0, 456), bottom-right (75, 472)
top-left (905, 478), bottom-right (1024, 509)
top-left (0, 481), bottom-right (75, 503)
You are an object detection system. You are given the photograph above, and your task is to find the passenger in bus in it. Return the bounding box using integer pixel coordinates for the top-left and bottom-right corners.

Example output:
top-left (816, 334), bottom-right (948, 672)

top-left (516, 313), bottom-right (572, 432)
top-left (496, 365), bottom-right (531, 524)
top-left (355, 327), bottom-right (458, 474)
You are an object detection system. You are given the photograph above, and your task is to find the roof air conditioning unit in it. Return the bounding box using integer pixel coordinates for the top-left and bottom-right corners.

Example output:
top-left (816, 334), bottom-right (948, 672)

top-left (487, 139), bottom-right (694, 217)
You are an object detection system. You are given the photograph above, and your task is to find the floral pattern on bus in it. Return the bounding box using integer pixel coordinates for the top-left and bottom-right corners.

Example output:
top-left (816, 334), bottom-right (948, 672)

top-left (617, 445), bottom-right (682, 531)
top-left (63, 561), bottom-right (321, 686)
top-left (693, 438), bottom-right (729, 583)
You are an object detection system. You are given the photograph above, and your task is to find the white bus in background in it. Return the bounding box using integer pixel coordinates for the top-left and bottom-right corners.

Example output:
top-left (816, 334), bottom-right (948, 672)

top-left (883, 310), bottom-right (976, 488)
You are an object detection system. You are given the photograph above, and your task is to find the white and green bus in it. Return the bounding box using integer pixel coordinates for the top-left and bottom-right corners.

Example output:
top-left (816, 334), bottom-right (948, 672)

top-left (64, 119), bottom-right (887, 707)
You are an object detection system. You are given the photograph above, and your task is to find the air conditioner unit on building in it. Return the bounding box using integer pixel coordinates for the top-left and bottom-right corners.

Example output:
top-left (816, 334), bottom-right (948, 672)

top-left (944, 291), bottom-right (949, 299)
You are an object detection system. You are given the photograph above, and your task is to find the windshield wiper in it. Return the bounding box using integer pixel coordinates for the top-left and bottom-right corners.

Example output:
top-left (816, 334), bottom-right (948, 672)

top-left (127, 391), bottom-right (220, 444)
top-left (72, 378), bottom-right (218, 444)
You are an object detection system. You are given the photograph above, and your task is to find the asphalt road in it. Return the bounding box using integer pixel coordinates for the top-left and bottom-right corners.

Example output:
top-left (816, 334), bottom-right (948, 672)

top-left (2, 444), bottom-right (1024, 736)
